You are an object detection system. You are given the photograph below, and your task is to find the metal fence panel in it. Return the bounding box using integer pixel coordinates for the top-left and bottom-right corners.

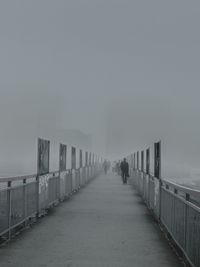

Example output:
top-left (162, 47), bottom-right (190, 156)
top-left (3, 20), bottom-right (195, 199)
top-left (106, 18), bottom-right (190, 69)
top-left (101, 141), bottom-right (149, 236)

top-left (11, 186), bottom-right (24, 226)
top-left (144, 174), bottom-right (149, 203)
top-left (88, 166), bottom-right (92, 180)
top-left (186, 205), bottom-right (200, 267)
top-left (60, 171), bottom-right (67, 199)
top-left (26, 182), bottom-right (37, 217)
top-left (85, 167), bottom-right (88, 183)
top-left (0, 190), bottom-right (9, 234)
top-left (149, 178), bottom-right (155, 210)
top-left (154, 178), bottom-right (160, 219)
top-left (65, 172), bottom-right (72, 196)
top-left (80, 169), bottom-right (83, 186)
top-left (48, 176), bottom-right (59, 205)
top-left (75, 170), bottom-right (80, 190)
top-left (172, 196), bottom-right (185, 249)
top-left (161, 188), bottom-right (186, 249)
top-left (133, 167), bottom-right (200, 267)
top-left (139, 172), bottom-right (143, 195)
top-left (72, 171), bottom-right (76, 191)
top-left (39, 175), bottom-right (49, 210)
top-left (0, 164), bottom-right (102, 239)
top-left (161, 188), bottom-right (174, 233)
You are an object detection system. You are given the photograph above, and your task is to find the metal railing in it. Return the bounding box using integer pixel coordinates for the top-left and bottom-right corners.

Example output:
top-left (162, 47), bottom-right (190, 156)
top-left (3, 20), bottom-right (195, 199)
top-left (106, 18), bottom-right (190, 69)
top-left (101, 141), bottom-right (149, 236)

top-left (130, 168), bottom-right (200, 267)
top-left (0, 164), bottom-right (102, 240)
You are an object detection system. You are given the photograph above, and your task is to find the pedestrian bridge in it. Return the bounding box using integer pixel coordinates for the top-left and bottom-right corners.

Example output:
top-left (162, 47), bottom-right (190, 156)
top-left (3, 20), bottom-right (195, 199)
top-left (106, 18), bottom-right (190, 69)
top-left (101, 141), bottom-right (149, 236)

top-left (0, 150), bottom-right (200, 267)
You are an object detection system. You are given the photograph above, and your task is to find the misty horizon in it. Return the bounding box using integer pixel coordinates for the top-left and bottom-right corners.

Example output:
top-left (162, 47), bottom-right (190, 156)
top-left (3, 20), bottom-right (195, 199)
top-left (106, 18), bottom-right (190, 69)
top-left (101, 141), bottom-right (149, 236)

top-left (0, 1), bottom-right (200, 182)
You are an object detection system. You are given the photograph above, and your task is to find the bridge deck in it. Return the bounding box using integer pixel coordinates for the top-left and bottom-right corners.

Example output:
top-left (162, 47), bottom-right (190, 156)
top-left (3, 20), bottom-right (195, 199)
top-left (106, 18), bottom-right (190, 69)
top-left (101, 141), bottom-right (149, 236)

top-left (0, 173), bottom-right (183, 267)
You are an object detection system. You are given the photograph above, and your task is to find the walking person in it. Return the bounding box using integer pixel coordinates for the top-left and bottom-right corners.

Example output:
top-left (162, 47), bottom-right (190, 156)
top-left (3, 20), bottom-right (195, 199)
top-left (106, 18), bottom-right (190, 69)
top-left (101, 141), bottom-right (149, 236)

top-left (120, 158), bottom-right (129, 184)
top-left (117, 160), bottom-right (121, 176)
top-left (103, 160), bottom-right (108, 175)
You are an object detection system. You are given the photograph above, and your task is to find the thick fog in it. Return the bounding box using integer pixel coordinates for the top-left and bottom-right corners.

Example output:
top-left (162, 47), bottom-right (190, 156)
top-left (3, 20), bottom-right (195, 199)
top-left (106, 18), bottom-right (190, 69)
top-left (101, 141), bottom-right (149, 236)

top-left (0, 1), bottom-right (200, 181)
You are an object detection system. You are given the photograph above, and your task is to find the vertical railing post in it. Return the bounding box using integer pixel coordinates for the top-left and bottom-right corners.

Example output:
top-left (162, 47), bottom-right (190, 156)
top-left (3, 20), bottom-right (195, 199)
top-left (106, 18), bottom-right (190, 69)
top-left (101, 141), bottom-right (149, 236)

top-left (146, 148), bottom-right (150, 206)
top-left (71, 169), bottom-right (74, 192)
top-left (141, 150), bottom-right (144, 197)
top-left (184, 193), bottom-right (190, 251)
top-left (7, 181), bottom-right (12, 240)
top-left (79, 168), bottom-right (81, 187)
top-left (86, 166), bottom-right (87, 183)
top-left (23, 178), bottom-right (27, 226)
top-left (79, 168), bottom-right (81, 188)
top-left (70, 169), bottom-right (73, 194)
top-left (66, 170), bottom-right (69, 196)
top-left (58, 170), bottom-right (61, 201)
top-left (82, 167), bottom-right (84, 186)
top-left (137, 151), bottom-right (139, 190)
top-left (159, 143), bottom-right (162, 221)
top-left (76, 169), bottom-right (79, 190)
top-left (83, 167), bottom-right (85, 184)
top-left (78, 168), bottom-right (81, 188)
top-left (84, 166), bottom-right (86, 185)
top-left (36, 175), bottom-right (40, 219)
top-left (154, 141), bottom-right (162, 221)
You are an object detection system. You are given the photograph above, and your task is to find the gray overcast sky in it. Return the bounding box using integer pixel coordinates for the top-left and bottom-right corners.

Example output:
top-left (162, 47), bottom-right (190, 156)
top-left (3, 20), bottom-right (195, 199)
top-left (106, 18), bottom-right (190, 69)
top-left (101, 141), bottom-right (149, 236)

top-left (0, 1), bottom-right (200, 178)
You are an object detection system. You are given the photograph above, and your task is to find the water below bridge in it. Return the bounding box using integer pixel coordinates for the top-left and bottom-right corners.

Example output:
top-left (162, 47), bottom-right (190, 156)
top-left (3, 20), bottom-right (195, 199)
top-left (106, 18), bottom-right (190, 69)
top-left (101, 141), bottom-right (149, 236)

top-left (0, 173), bottom-right (183, 267)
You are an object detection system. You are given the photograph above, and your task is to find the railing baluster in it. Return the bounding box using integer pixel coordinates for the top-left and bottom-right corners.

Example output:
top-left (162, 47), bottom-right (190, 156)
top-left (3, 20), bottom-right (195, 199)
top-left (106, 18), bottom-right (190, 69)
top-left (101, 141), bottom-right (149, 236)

top-left (23, 179), bottom-right (27, 227)
top-left (36, 175), bottom-right (40, 218)
top-left (7, 181), bottom-right (12, 240)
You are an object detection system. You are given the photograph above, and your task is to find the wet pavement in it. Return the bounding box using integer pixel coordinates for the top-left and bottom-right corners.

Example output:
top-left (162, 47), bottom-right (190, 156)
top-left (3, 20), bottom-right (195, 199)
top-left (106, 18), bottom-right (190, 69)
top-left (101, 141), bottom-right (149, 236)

top-left (0, 173), bottom-right (183, 267)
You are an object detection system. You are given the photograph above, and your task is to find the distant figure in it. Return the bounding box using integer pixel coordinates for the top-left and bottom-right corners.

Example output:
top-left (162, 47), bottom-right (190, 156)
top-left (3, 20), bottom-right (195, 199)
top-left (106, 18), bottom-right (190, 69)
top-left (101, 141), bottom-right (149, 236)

top-left (103, 160), bottom-right (109, 175)
top-left (114, 161), bottom-right (120, 175)
top-left (112, 161), bottom-right (116, 173)
top-left (120, 158), bottom-right (129, 184)
top-left (117, 160), bottom-right (121, 176)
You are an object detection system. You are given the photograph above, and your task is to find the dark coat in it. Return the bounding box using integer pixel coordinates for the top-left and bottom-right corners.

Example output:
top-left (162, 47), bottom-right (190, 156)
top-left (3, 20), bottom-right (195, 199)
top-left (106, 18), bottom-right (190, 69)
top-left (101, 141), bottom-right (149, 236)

top-left (120, 161), bottom-right (129, 175)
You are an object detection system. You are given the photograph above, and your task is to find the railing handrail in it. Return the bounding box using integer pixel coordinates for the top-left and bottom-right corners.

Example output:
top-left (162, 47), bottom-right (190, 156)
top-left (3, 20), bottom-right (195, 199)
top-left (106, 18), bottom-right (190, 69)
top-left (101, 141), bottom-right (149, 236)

top-left (161, 178), bottom-right (200, 194)
top-left (0, 174), bottom-right (37, 183)
top-left (0, 166), bottom-right (93, 183)
top-left (131, 167), bottom-right (200, 195)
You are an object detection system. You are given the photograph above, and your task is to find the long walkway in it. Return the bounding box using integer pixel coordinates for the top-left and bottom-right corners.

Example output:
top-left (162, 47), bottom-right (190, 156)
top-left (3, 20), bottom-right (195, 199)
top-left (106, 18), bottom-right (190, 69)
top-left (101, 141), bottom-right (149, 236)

top-left (0, 173), bottom-right (183, 267)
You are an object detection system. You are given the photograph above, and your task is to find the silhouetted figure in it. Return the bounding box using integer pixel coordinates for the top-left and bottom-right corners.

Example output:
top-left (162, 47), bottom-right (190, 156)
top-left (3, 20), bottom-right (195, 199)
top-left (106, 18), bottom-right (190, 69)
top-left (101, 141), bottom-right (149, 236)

top-left (120, 158), bottom-right (129, 184)
top-left (103, 160), bottom-right (109, 175)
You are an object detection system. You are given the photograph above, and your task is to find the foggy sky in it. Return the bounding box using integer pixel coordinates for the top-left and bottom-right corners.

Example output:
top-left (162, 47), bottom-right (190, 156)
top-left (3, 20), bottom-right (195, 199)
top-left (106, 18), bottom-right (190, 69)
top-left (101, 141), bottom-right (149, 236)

top-left (0, 1), bottom-right (200, 178)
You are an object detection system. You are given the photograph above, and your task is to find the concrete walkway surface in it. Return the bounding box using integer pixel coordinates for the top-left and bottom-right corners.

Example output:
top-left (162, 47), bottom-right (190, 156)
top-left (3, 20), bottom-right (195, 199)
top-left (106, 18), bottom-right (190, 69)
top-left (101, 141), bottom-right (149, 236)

top-left (0, 173), bottom-right (183, 267)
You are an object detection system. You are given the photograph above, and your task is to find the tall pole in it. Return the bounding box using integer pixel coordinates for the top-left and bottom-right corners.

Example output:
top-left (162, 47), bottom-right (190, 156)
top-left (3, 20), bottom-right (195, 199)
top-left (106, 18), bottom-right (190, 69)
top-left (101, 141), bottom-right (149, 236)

top-left (154, 141), bottom-right (161, 179)
top-left (141, 151), bottom-right (144, 172)
top-left (137, 151), bottom-right (139, 170)
top-left (146, 148), bottom-right (150, 175)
